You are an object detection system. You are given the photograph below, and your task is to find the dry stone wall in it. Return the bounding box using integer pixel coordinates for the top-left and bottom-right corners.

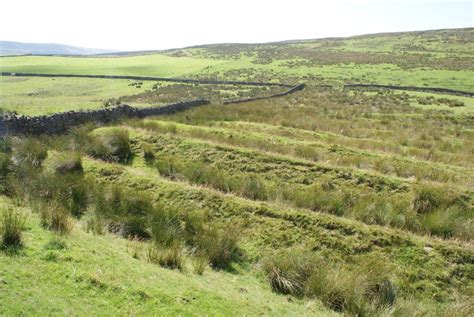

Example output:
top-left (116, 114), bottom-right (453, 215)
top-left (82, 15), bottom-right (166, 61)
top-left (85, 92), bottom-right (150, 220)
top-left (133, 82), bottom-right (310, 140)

top-left (1, 100), bottom-right (209, 136)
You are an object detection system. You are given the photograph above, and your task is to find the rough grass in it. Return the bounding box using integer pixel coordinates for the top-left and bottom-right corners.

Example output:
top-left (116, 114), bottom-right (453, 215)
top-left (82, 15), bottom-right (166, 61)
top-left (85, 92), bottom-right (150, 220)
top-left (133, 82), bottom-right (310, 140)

top-left (0, 196), bottom-right (332, 316)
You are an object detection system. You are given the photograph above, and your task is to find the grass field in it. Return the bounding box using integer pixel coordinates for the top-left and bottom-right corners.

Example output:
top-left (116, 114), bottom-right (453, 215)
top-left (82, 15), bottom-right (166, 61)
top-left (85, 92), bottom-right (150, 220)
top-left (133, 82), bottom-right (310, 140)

top-left (1, 28), bottom-right (473, 316)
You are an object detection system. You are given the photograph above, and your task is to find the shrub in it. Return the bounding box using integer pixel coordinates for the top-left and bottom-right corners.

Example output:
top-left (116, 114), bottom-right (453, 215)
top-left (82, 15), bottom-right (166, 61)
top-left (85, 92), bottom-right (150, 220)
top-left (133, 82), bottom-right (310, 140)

top-left (1, 208), bottom-right (26, 250)
top-left (11, 137), bottom-right (47, 168)
top-left (88, 128), bottom-right (133, 163)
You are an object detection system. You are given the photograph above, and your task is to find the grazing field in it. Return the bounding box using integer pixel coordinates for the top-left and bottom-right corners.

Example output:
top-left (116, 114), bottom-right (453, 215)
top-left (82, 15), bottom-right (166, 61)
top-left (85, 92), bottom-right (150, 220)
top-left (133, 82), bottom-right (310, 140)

top-left (1, 29), bottom-right (473, 316)
top-left (2, 29), bottom-right (474, 91)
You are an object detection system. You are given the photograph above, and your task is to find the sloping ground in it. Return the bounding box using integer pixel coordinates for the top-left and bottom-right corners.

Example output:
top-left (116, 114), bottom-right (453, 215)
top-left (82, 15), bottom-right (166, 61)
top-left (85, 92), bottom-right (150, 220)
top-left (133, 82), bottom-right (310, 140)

top-left (83, 156), bottom-right (473, 303)
top-left (0, 197), bottom-right (332, 316)
top-left (1, 29), bottom-right (473, 91)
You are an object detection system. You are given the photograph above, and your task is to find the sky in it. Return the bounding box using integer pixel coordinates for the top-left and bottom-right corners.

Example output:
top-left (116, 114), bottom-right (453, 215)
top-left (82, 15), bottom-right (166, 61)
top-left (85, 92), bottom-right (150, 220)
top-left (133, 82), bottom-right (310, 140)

top-left (0, 0), bottom-right (472, 51)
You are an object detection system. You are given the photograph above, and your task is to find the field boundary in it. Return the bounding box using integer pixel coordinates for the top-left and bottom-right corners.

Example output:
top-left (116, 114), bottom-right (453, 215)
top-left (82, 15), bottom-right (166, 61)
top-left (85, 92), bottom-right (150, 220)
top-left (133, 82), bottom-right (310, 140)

top-left (344, 83), bottom-right (474, 97)
top-left (0, 72), bottom-right (292, 88)
top-left (0, 72), bottom-right (308, 136)
top-left (223, 84), bottom-right (306, 104)
top-left (0, 100), bottom-right (209, 136)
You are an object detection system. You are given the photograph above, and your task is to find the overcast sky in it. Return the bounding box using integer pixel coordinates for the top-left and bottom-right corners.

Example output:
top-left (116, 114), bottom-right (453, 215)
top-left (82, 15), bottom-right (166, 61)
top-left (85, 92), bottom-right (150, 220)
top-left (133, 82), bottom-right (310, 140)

top-left (1, 0), bottom-right (472, 51)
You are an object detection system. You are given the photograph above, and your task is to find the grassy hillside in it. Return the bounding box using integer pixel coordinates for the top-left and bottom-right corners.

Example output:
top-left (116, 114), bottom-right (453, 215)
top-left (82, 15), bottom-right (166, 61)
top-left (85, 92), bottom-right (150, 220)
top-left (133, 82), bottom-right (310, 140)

top-left (1, 28), bottom-right (473, 91)
top-left (0, 197), bottom-right (330, 316)
top-left (1, 28), bottom-right (473, 316)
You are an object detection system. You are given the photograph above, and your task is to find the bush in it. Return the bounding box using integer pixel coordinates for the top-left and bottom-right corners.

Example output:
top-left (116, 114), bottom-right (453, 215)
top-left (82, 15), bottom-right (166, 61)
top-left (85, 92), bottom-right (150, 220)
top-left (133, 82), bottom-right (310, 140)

top-left (88, 128), bottom-right (133, 163)
top-left (1, 208), bottom-right (26, 250)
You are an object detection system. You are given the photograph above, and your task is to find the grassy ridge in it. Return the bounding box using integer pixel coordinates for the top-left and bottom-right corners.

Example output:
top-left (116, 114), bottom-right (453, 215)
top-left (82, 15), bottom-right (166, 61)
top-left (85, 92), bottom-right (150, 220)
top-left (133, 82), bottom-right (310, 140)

top-left (82, 157), bottom-right (473, 302)
top-left (0, 197), bottom-right (329, 316)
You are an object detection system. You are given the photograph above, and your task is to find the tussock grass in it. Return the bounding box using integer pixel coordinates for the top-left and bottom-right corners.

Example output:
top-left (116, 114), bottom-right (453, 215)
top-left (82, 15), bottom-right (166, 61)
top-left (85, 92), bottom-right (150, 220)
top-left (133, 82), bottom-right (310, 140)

top-left (148, 242), bottom-right (184, 271)
top-left (88, 128), bottom-right (133, 163)
top-left (50, 152), bottom-right (83, 174)
top-left (39, 203), bottom-right (73, 234)
top-left (1, 208), bottom-right (26, 250)
top-left (263, 247), bottom-right (398, 315)
top-left (11, 137), bottom-right (47, 168)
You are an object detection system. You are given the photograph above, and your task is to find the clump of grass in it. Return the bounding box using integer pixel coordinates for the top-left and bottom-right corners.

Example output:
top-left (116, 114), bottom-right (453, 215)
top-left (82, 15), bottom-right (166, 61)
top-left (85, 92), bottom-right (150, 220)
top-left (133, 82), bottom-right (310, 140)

top-left (26, 172), bottom-right (90, 218)
top-left (192, 253), bottom-right (209, 275)
top-left (142, 143), bottom-right (155, 163)
top-left (88, 128), bottom-right (133, 163)
top-left (40, 203), bottom-right (73, 234)
top-left (195, 225), bottom-right (241, 270)
top-left (43, 236), bottom-right (67, 250)
top-left (413, 183), bottom-right (447, 214)
top-left (92, 185), bottom-right (153, 238)
top-left (51, 152), bottom-right (83, 174)
top-left (262, 247), bottom-right (397, 315)
top-left (1, 208), bottom-right (26, 250)
top-left (148, 205), bottom-right (182, 247)
top-left (148, 242), bottom-right (184, 270)
top-left (11, 137), bottom-right (47, 168)
top-left (262, 247), bottom-right (318, 296)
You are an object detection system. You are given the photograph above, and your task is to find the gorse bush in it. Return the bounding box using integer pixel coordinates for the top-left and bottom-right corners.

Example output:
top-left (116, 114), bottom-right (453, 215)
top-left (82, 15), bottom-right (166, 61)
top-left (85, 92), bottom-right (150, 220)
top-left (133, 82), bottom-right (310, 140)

top-left (1, 208), bottom-right (26, 250)
top-left (88, 128), bottom-right (133, 163)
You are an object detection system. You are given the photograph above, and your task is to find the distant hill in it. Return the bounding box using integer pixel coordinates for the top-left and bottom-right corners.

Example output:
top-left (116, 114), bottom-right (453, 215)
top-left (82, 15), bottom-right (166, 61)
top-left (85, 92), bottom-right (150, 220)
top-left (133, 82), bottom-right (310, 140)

top-left (0, 41), bottom-right (118, 56)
